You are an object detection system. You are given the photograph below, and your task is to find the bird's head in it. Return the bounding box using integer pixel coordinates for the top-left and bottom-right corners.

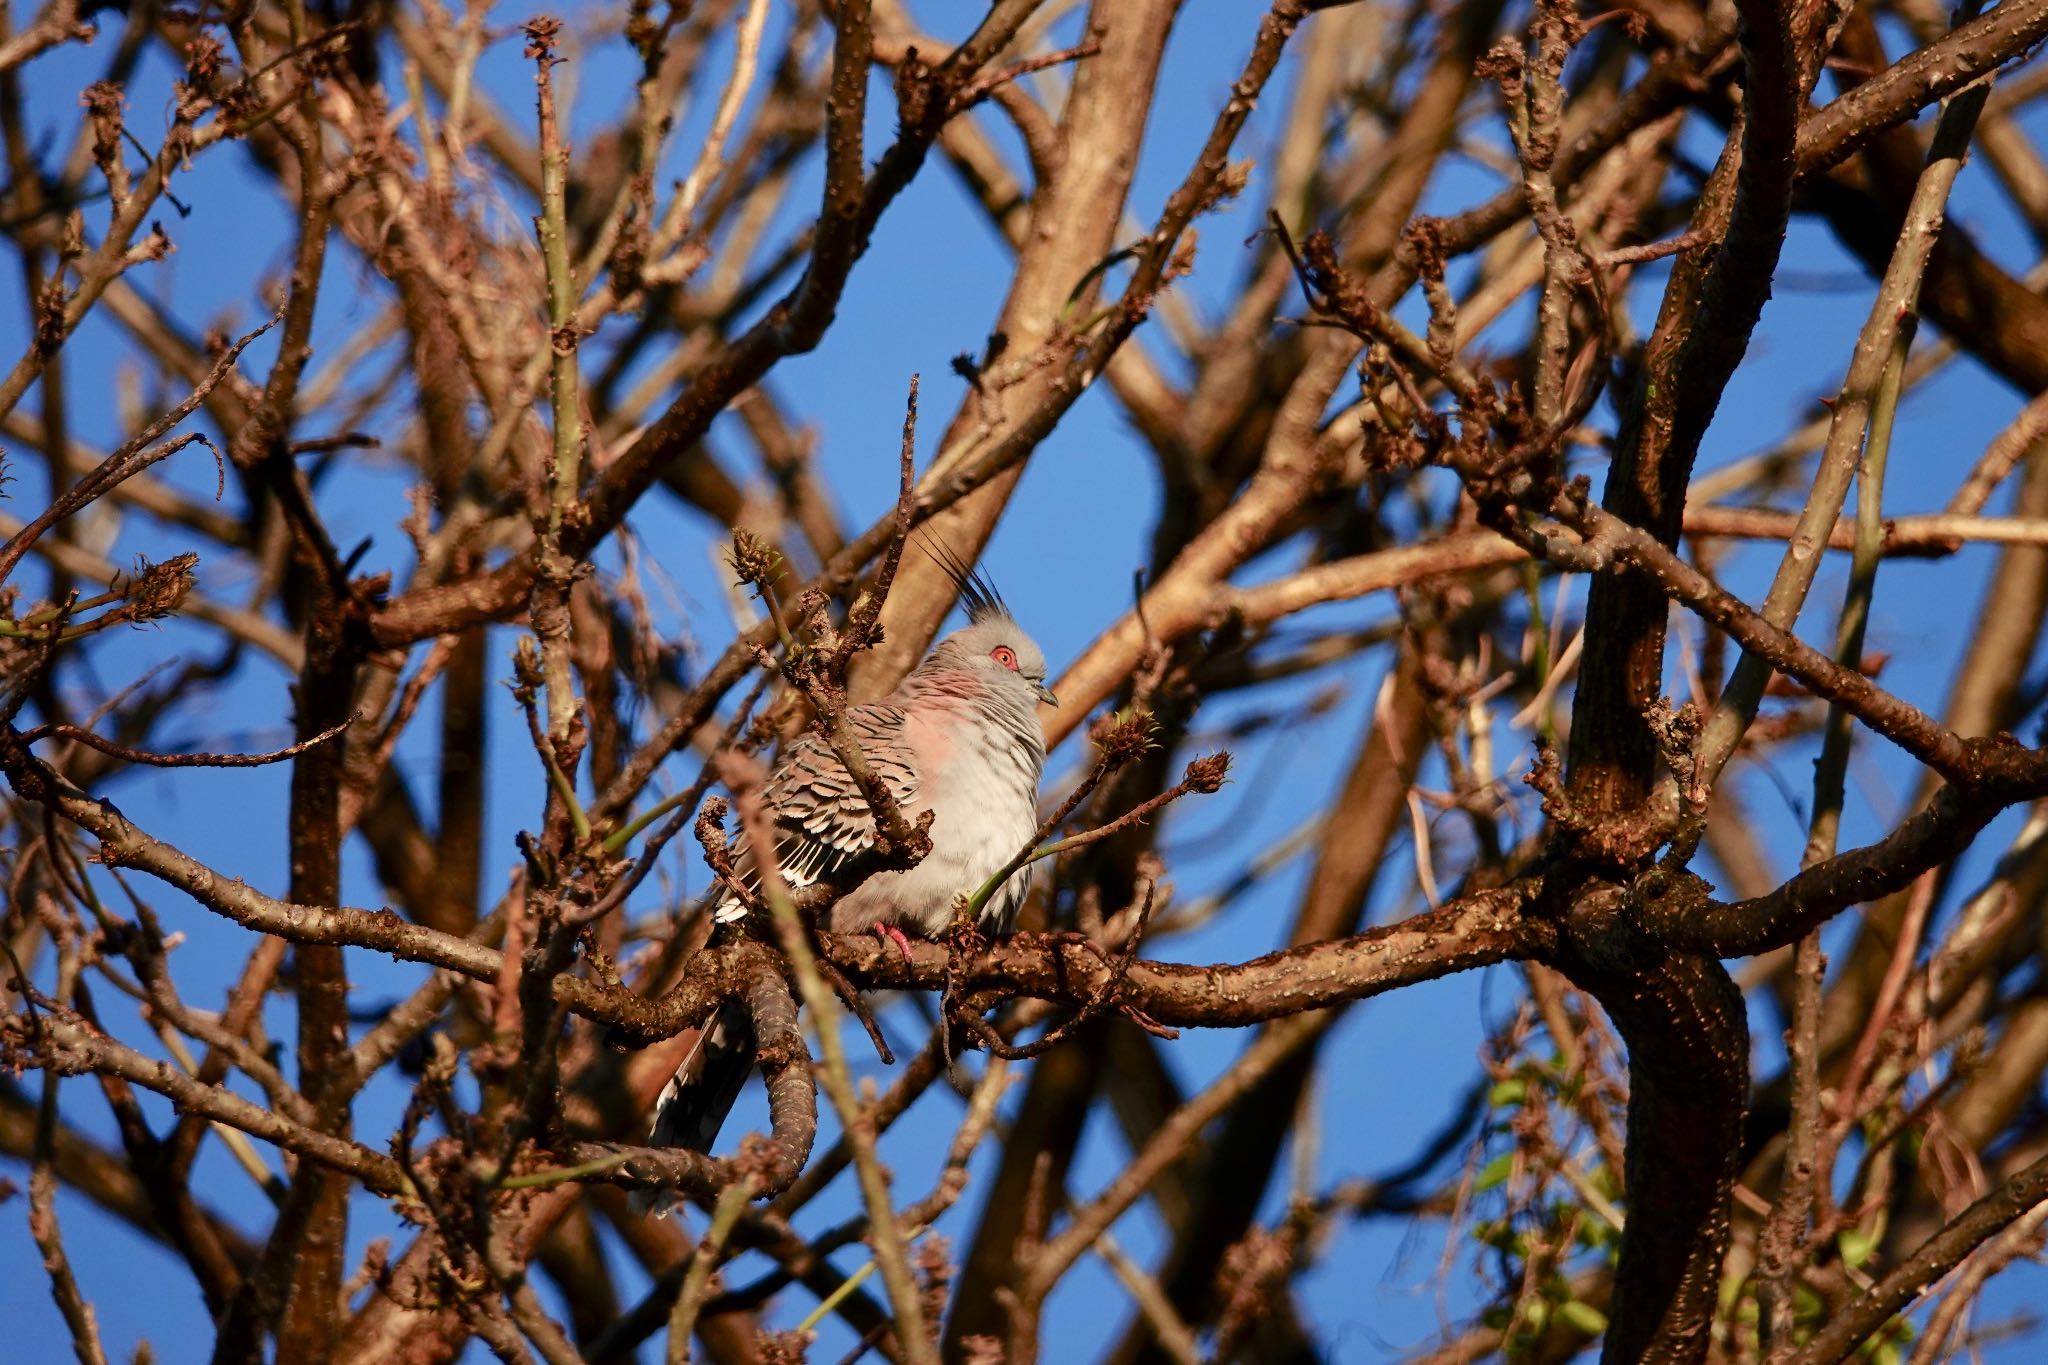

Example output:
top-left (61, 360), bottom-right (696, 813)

top-left (920, 541), bottom-right (1058, 708)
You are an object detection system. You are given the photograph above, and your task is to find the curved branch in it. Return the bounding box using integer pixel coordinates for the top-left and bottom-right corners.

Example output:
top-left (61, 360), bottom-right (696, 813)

top-left (9, 1014), bottom-right (408, 1196)
top-left (4, 726), bottom-right (1538, 1064)
top-left (555, 963), bottom-right (816, 1202)
top-left (1791, 1147), bottom-right (2048, 1365)
top-left (1795, 0), bottom-right (2048, 178)
top-left (833, 886), bottom-right (1543, 1028)
top-left (5, 748), bottom-right (504, 980)
top-left (1534, 495), bottom-right (2048, 790)
top-left (1646, 784), bottom-right (2006, 958)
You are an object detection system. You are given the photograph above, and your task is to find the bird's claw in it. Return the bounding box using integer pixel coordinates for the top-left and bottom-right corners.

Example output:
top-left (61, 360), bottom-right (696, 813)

top-left (871, 922), bottom-right (916, 962)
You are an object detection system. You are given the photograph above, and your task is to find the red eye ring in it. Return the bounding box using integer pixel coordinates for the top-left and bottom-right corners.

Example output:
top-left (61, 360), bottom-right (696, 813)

top-left (991, 646), bottom-right (1018, 670)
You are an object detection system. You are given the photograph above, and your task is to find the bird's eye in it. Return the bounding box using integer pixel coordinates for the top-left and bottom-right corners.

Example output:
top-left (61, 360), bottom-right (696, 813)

top-left (991, 646), bottom-right (1018, 670)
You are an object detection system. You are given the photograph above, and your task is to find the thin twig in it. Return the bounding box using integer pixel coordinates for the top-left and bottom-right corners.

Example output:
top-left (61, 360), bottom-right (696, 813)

top-left (21, 715), bottom-right (354, 768)
top-left (723, 754), bottom-right (937, 1365)
top-left (666, 1178), bottom-right (754, 1365)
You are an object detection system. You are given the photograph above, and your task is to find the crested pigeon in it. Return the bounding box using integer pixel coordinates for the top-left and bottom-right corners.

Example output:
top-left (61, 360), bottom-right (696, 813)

top-left (637, 554), bottom-right (1054, 1212)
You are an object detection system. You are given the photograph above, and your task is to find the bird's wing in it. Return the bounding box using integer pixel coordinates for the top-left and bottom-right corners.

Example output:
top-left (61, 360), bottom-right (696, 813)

top-left (712, 704), bottom-right (920, 920)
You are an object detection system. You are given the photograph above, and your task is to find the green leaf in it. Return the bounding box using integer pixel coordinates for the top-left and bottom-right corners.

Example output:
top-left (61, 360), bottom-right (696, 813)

top-left (1488, 1079), bottom-right (1527, 1108)
top-left (1474, 1153), bottom-right (1515, 1192)
top-left (1839, 1226), bottom-right (1877, 1271)
top-left (1557, 1301), bottom-right (1608, 1336)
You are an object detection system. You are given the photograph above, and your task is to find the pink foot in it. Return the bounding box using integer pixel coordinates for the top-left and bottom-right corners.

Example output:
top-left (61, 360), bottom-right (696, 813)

top-left (871, 923), bottom-right (916, 962)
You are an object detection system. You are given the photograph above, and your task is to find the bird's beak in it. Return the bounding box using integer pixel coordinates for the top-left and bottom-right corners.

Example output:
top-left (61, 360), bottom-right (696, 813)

top-left (1034, 683), bottom-right (1059, 708)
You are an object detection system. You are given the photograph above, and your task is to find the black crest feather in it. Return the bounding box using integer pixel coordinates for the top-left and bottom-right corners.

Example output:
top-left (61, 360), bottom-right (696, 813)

top-left (917, 535), bottom-right (1012, 625)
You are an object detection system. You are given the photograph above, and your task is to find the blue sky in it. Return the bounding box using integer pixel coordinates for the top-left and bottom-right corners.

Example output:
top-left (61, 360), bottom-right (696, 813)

top-left (6, 2), bottom-right (2048, 1361)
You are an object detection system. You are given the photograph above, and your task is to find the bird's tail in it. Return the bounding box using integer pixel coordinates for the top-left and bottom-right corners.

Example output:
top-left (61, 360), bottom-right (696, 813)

top-left (630, 998), bottom-right (755, 1218)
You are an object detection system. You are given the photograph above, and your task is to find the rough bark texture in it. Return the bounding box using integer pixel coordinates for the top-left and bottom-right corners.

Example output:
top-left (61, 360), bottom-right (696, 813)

top-left (10, 4), bottom-right (2048, 1364)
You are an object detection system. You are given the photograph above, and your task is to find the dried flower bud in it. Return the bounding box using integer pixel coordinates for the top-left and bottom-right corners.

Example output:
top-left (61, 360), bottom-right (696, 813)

top-left (522, 16), bottom-right (563, 62)
top-left (126, 222), bottom-right (173, 268)
top-left (1182, 751), bottom-right (1231, 794)
top-left (695, 796), bottom-right (732, 857)
top-left (624, 0), bottom-right (659, 55)
top-left (1215, 158), bottom-right (1253, 204)
top-left (1090, 709), bottom-right (1157, 768)
top-left (758, 1330), bottom-right (815, 1365)
top-left (511, 636), bottom-right (545, 696)
top-left (728, 528), bottom-right (779, 588)
top-left (183, 33), bottom-right (224, 89)
top-left (125, 552), bottom-right (198, 623)
top-left (81, 82), bottom-right (125, 177)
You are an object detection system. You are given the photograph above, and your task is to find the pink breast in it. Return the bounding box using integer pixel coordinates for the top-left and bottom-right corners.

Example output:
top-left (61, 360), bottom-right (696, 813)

top-left (903, 708), bottom-right (958, 772)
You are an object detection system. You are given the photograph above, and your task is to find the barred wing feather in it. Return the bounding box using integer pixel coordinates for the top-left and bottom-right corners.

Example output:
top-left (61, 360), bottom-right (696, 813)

top-left (711, 704), bottom-right (920, 921)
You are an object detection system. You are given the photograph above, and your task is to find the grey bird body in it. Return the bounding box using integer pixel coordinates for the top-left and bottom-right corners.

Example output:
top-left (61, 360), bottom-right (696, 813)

top-left (638, 571), bottom-right (1052, 1212)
